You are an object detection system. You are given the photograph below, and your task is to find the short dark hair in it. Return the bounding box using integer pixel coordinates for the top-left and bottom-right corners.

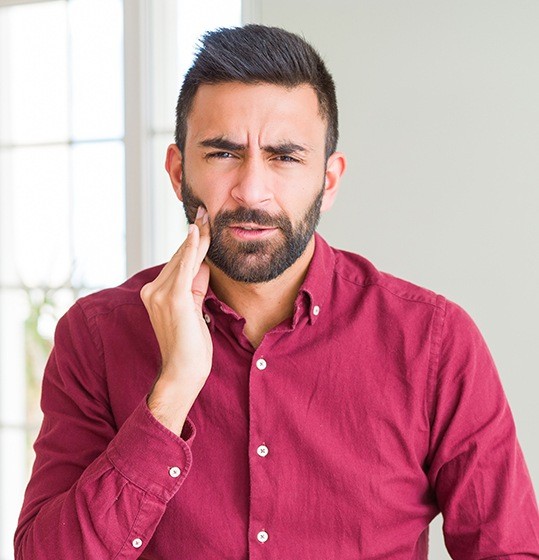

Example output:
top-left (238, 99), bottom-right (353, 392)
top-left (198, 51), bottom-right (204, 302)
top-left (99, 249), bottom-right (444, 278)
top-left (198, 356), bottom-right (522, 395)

top-left (174, 24), bottom-right (338, 160)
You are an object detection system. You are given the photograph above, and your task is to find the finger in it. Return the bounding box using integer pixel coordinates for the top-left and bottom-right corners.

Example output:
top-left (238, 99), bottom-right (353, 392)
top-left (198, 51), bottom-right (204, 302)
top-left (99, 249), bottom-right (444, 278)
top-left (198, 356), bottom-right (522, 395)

top-left (147, 223), bottom-right (200, 296)
top-left (193, 207), bottom-right (211, 271)
top-left (159, 206), bottom-right (206, 285)
top-left (145, 224), bottom-right (194, 291)
top-left (192, 261), bottom-right (210, 310)
top-left (175, 223), bottom-right (201, 286)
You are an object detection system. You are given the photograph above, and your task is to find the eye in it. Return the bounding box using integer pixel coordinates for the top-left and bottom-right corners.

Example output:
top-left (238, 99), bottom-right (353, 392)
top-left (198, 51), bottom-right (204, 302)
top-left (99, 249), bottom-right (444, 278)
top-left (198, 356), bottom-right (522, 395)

top-left (206, 151), bottom-right (236, 160)
top-left (273, 154), bottom-right (300, 163)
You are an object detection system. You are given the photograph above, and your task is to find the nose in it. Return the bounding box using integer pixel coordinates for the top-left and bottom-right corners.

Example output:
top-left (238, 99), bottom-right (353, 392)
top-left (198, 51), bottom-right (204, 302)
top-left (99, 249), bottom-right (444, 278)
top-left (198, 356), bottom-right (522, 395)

top-left (230, 154), bottom-right (273, 208)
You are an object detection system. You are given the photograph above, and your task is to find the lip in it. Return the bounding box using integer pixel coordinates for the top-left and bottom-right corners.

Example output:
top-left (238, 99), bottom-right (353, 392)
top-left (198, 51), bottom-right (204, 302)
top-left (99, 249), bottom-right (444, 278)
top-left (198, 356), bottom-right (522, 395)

top-left (228, 224), bottom-right (278, 239)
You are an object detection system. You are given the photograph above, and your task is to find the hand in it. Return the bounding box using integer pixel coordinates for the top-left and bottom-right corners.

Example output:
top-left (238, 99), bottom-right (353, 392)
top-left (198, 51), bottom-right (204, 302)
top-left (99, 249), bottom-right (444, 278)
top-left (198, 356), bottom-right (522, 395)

top-left (140, 207), bottom-right (212, 435)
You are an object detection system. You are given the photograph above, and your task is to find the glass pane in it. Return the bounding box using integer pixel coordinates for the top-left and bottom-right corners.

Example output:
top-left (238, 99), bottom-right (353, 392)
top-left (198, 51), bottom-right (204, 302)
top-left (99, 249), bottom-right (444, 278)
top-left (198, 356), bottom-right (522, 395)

top-left (0, 2), bottom-right (69, 145)
top-left (150, 0), bottom-right (242, 133)
top-left (72, 142), bottom-right (126, 287)
top-left (9, 146), bottom-right (71, 287)
top-left (0, 291), bottom-right (28, 427)
top-left (0, 286), bottom-right (76, 434)
top-left (176, 0), bottom-right (242, 78)
top-left (0, 150), bottom-right (16, 286)
top-left (150, 0), bottom-right (180, 133)
top-left (69, 0), bottom-right (124, 141)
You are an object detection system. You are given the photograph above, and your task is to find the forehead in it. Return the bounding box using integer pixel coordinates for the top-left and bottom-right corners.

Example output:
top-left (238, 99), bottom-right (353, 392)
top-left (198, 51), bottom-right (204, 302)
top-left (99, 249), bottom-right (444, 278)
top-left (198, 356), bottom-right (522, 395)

top-left (186, 82), bottom-right (326, 147)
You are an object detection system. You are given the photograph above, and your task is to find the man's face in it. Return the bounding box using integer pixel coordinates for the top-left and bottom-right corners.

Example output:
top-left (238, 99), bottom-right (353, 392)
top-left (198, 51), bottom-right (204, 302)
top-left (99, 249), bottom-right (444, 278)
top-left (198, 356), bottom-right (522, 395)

top-left (174, 82), bottom-right (340, 283)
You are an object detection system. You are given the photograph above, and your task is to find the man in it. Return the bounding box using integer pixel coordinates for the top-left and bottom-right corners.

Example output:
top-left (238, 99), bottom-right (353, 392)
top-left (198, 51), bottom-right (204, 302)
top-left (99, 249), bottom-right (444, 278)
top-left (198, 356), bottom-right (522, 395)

top-left (15, 24), bottom-right (539, 559)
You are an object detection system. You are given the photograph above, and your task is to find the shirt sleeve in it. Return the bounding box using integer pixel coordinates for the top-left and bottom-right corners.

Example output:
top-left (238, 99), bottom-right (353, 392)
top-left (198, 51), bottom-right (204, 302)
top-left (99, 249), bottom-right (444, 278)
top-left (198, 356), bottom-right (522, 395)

top-left (427, 299), bottom-right (539, 559)
top-left (14, 302), bottom-right (196, 559)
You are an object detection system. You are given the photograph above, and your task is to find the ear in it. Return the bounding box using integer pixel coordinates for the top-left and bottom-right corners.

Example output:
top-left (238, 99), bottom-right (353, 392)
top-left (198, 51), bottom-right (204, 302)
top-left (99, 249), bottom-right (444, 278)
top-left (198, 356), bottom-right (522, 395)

top-left (165, 144), bottom-right (184, 202)
top-left (321, 151), bottom-right (346, 212)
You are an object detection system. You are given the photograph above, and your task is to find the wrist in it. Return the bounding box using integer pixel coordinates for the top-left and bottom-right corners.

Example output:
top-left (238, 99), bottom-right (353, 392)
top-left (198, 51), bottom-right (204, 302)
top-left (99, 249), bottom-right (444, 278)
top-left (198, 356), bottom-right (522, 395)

top-left (147, 379), bottom-right (195, 436)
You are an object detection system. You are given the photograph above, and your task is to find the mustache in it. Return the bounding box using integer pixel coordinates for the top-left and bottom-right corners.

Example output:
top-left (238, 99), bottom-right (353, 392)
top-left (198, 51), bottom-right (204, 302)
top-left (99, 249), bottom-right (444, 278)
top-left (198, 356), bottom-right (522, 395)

top-left (212, 207), bottom-right (291, 229)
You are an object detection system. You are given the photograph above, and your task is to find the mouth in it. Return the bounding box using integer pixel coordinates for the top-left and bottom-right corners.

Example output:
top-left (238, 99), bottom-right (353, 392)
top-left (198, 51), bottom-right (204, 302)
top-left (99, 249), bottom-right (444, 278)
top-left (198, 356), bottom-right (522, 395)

top-left (228, 223), bottom-right (279, 239)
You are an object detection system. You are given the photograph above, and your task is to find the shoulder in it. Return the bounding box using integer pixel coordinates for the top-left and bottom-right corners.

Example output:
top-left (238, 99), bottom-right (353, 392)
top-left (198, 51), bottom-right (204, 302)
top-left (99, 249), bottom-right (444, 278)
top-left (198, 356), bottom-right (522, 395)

top-left (331, 245), bottom-right (444, 310)
top-left (330, 244), bottom-right (483, 345)
top-left (75, 264), bottom-right (164, 320)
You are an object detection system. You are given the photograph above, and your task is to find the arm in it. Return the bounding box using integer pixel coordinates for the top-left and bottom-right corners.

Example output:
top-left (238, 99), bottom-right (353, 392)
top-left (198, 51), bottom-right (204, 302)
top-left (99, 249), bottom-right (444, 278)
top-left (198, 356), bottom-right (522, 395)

top-left (427, 301), bottom-right (539, 559)
top-left (15, 209), bottom-right (212, 559)
top-left (142, 207), bottom-right (212, 436)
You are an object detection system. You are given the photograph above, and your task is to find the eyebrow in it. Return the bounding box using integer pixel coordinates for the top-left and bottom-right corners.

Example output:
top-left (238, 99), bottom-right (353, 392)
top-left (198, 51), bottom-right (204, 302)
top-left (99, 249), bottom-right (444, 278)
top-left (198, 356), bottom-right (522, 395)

top-left (198, 136), bottom-right (311, 154)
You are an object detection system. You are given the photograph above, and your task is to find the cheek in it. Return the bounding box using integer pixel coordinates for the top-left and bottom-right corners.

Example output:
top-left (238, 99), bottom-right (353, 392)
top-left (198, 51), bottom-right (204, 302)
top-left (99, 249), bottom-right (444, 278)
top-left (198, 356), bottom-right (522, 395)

top-left (276, 185), bottom-right (317, 213)
top-left (182, 175), bottom-right (230, 215)
top-left (179, 184), bottom-right (203, 222)
top-left (197, 196), bottom-right (233, 224)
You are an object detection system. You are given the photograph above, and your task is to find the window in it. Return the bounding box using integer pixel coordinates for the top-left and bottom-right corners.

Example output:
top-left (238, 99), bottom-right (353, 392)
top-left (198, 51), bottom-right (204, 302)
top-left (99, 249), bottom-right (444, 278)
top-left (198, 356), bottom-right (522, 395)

top-left (0, 1), bottom-right (241, 558)
top-left (0, 2), bottom-right (125, 556)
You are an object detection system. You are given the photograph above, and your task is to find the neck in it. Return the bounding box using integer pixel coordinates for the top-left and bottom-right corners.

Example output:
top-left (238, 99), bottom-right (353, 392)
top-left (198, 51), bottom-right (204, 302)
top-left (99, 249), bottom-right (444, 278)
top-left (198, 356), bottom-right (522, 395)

top-left (208, 237), bottom-right (315, 348)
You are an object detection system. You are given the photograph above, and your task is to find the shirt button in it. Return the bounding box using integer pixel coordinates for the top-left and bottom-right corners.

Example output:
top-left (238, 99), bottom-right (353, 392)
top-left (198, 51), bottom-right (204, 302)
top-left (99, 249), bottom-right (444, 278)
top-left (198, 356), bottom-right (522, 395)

top-left (132, 538), bottom-right (143, 548)
top-left (257, 530), bottom-right (269, 543)
top-left (313, 305), bottom-right (320, 316)
top-left (257, 445), bottom-right (269, 457)
top-left (256, 358), bottom-right (267, 370)
top-left (204, 313), bottom-right (211, 324)
top-left (169, 466), bottom-right (181, 478)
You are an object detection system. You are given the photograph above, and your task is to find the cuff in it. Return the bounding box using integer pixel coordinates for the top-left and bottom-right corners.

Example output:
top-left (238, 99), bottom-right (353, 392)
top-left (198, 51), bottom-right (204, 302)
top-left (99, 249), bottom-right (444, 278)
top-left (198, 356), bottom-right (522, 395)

top-left (107, 397), bottom-right (196, 503)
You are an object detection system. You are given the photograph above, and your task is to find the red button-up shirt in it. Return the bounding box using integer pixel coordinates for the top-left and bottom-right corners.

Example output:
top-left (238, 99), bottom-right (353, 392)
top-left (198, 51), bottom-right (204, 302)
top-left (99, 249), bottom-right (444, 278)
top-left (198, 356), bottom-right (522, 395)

top-left (15, 234), bottom-right (539, 559)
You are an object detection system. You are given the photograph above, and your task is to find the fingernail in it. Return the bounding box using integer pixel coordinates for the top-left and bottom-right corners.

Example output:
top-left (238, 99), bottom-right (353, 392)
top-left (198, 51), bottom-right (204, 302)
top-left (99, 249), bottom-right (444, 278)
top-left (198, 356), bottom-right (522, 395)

top-left (195, 206), bottom-right (204, 221)
top-left (188, 224), bottom-right (196, 235)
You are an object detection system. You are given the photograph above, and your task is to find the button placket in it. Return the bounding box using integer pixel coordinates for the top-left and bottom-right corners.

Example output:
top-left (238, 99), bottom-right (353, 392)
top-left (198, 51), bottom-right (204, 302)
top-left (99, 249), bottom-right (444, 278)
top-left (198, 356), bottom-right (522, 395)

top-left (250, 349), bottom-right (273, 551)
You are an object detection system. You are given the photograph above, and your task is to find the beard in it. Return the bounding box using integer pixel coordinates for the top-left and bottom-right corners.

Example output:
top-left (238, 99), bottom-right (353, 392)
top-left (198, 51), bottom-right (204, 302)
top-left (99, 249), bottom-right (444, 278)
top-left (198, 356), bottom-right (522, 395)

top-left (180, 177), bottom-right (324, 284)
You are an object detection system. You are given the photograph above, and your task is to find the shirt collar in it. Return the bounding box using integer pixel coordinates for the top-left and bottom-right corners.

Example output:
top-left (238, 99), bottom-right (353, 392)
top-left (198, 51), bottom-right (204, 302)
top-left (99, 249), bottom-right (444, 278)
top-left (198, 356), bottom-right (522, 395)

top-left (203, 232), bottom-right (335, 328)
top-left (296, 233), bottom-right (335, 325)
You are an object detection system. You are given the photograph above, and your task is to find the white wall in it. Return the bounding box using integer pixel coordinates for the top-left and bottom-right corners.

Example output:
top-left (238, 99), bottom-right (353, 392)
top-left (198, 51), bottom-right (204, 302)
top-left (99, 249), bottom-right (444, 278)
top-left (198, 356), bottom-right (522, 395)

top-left (249, 1), bottom-right (539, 556)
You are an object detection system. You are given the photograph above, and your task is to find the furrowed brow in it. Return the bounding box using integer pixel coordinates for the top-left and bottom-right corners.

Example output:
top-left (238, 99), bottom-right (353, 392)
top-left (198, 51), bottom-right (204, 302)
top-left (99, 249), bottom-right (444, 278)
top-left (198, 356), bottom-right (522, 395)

top-left (198, 137), bottom-right (246, 152)
top-left (198, 137), bottom-right (311, 155)
top-left (262, 142), bottom-right (310, 155)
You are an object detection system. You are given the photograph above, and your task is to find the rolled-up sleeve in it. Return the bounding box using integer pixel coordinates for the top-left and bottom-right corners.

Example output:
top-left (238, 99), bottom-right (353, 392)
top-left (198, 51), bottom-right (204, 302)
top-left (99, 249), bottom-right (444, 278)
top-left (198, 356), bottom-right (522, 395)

top-left (14, 302), bottom-right (196, 560)
top-left (427, 300), bottom-right (539, 558)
